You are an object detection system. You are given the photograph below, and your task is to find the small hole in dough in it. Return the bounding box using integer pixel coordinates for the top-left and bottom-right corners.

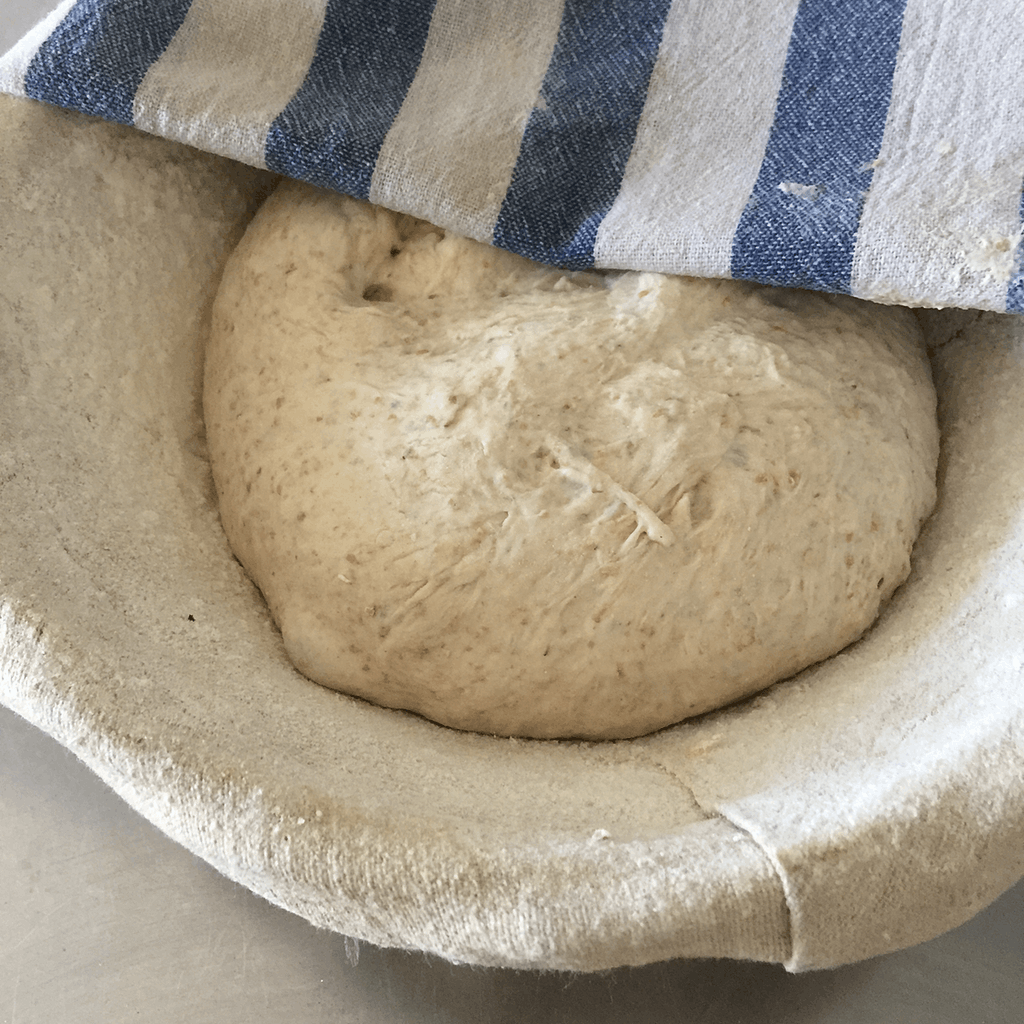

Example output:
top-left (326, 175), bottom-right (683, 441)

top-left (362, 283), bottom-right (393, 302)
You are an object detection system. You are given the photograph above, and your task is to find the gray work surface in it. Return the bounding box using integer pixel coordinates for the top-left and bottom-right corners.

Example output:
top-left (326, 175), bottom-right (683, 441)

top-left (2, 704), bottom-right (1021, 1023)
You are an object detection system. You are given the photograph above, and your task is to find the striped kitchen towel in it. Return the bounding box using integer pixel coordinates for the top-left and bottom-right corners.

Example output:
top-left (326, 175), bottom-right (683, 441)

top-left (3, 0), bottom-right (1024, 311)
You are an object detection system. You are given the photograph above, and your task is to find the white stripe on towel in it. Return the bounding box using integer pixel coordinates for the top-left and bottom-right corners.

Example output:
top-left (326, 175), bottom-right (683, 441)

top-left (370, 0), bottom-right (564, 243)
top-left (133, 0), bottom-right (329, 170)
top-left (851, 0), bottom-right (1024, 310)
top-left (593, 0), bottom-right (801, 278)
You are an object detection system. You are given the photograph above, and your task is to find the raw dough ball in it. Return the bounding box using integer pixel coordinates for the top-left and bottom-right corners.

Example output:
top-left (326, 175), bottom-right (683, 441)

top-left (204, 180), bottom-right (939, 740)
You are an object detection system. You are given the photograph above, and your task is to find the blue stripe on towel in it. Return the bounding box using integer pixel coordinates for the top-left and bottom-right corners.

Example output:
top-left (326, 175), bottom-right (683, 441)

top-left (492, 0), bottom-right (672, 270)
top-left (24, 0), bottom-right (192, 124)
top-left (730, 0), bottom-right (907, 294)
top-left (266, 0), bottom-right (437, 200)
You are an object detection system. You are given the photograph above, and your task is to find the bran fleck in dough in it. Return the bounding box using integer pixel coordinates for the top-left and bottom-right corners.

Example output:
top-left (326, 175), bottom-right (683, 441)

top-left (204, 180), bottom-right (939, 740)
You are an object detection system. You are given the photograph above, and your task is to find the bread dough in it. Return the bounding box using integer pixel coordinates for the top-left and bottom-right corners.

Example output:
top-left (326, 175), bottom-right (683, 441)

top-left (204, 180), bottom-right (939, 740)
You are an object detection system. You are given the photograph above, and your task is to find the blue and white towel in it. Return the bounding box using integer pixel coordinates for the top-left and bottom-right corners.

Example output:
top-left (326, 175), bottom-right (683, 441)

top-left (3, 0), bottom-right (1024, 312)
